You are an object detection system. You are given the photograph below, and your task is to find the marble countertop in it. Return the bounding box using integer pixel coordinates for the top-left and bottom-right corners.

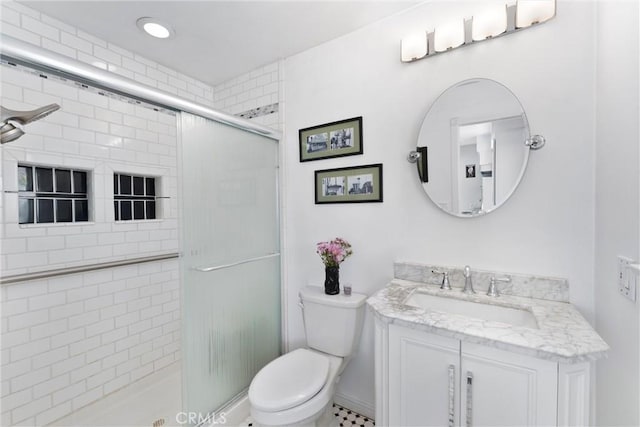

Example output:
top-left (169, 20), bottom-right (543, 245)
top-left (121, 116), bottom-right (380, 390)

top-left (367, 279), bottom-right (609, 363)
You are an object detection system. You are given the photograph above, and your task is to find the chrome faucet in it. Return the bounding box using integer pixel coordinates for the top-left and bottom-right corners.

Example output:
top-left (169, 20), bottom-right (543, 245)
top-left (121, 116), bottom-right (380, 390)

top-left (462, 265), bottom-right (475, 294)
top-left (486, 276), bottom-right (511, 297)
top-left (432, 269), bottom-right (452, 290)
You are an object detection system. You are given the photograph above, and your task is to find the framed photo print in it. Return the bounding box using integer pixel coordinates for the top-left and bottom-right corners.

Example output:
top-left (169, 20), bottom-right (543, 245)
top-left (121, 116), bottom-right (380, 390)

top-left (315, 163), bottom-right (383, 204)
top-left (299, 116), bottom-right (363, 162)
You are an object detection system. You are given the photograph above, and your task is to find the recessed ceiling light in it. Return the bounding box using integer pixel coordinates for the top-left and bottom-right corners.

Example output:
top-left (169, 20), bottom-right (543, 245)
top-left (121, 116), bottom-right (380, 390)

top-left (136, 17), bottom-right (174, 39)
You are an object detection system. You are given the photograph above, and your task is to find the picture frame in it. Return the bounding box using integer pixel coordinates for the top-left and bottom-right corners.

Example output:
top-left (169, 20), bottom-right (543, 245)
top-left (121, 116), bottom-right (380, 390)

top-left (465, 164), bottom-right (476, 178)
top-left (299, 116), bottom-right (363, 162)
top-left (315, 163), bottom-right (383, 204)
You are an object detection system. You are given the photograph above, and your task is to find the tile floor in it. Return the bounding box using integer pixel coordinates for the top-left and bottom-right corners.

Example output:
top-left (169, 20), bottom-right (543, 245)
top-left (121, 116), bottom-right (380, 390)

top-left (241, 403), bottom-right (374, 427)
top-left (333, 404), bottom-right (375, 427)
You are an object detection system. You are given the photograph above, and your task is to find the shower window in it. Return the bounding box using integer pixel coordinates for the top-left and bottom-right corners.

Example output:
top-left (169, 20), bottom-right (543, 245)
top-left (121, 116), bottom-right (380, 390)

top-left (18, 165), bottom-right (89, 224)
top-left (113, 173), bottom-right (157, 221)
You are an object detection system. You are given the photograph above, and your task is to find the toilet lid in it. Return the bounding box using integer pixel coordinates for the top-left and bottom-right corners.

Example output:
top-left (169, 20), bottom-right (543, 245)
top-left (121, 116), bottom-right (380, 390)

top-left (249, 348), bottom-right (330, 412)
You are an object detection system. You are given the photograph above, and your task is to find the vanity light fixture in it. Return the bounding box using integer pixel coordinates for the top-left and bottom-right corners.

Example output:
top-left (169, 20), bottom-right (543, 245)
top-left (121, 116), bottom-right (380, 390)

top-left (433, 19), bottom-right (466, 52)
top-left (136, 17), bottom-right (174, 39)
top-left (516, 0), bottom-right (556, 28)
top-left (401, 31), bottom-right (428, 62)
top-left (472, 4), bottom-right (508, 41)
top-left (400, 0), bottom-right (555, 62)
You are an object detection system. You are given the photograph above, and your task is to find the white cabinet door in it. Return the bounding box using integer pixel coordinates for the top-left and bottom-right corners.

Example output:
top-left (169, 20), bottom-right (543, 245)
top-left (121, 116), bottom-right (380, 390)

top-left (460, 342), bottom-right (558, 427)
top-left (388, 324), bottom-right (460, 427)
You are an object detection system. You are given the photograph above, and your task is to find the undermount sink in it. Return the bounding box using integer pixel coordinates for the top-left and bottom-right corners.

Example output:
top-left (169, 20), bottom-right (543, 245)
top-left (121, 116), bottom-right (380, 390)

top-left (404, 291), bottom-right (539, 329)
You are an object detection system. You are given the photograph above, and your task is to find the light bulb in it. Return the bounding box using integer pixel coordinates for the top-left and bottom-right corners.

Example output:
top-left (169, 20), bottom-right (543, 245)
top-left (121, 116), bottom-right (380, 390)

top-left (472, 4), bottom-right (508, 41)
top-left (401, 32), bottom-right (428, 62)
top-left (434, 20), bottom-right (465, 53)
top-left (516, 0), bottom-right (556, 28)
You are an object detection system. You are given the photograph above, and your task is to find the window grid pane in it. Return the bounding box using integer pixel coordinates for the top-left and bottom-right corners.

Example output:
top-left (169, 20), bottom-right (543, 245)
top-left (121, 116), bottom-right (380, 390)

top-left (56, 199), bottom-right (73, 222)
top-left (37, 199), bottom-right (54, 223)
top-left (19, 198), bottom-right (34, 224)
top-left (55, 169), bottom-right (72, 193)
top-left (119, 175), bottom-right (132, 195)
top-left (75, 200), bottom-right (88, 222)
top-left (18, 165), bottom-right (89, 224)
top-left (18, 166), bottom-right (33, 192)
top-left (114, 173), bottom-right (158, 221)
top-left (74, 171), bottom-right (87, 194)
top-left (36, 167), bottom-right (53, 192)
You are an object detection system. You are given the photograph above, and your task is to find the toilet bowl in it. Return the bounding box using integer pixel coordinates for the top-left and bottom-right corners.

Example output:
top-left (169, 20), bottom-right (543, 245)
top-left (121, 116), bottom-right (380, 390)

top-left (249, 348), bottom-right (342, 426)
top-left (248, 286), bottom-right (367, 427)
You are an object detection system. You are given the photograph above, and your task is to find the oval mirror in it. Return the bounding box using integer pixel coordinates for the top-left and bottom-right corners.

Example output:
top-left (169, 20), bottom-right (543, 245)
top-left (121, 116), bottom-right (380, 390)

top-left (414, 78), bottom-right (535, 217)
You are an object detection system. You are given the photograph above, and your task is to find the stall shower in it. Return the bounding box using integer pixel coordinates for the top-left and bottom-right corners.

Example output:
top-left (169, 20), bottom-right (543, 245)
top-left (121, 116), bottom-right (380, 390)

top-left (0, 33), bottom-right (281, 426)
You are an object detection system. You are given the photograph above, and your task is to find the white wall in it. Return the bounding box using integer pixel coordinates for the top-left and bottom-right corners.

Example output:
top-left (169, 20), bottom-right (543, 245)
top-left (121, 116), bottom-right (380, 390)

top-left (594, 1), bottom-right (640, 425)
top-left (283, 1), bottom-right (597, 414)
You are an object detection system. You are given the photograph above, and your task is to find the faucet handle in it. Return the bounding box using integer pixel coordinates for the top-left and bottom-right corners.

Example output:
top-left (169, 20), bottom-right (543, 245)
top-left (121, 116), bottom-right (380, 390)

top-left (462, 265), bottom-right (475, 294)
top-left (487, 276), bottom-right (511, 297)
top-left (464, 265), bottom-right (471, 278)
top-left (432, 269), bottom-right (452, 290)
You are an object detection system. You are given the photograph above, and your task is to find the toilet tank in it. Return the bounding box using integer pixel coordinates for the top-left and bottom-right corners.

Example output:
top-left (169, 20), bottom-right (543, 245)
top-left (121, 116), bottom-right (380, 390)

top-left (299, 286), bottom-right (367, 357)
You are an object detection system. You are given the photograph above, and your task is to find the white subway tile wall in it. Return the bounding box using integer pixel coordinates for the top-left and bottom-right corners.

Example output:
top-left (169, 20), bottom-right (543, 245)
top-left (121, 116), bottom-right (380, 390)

top-left (211, 60), bottom-right (284, 130)
top-left (1, 261), bottom-right (180, 426)
top-left (0, 1), bottom-right (282, 425)
top-left (1, 64), bottom-right (179, 276)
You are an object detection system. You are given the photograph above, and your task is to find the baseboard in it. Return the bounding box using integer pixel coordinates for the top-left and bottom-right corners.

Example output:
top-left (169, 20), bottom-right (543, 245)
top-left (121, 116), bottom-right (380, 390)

top-left (333, 392), bottom-right (375, 420)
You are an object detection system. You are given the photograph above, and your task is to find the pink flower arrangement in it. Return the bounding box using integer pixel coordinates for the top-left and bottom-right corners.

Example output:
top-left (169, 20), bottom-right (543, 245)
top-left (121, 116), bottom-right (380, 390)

top-left (316, 237), bottom-right (353, 267)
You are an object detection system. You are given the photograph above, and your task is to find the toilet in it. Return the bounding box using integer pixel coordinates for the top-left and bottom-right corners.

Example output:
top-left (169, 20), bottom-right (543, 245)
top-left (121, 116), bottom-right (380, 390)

top-left (248, 286), bottom-right (367, 427)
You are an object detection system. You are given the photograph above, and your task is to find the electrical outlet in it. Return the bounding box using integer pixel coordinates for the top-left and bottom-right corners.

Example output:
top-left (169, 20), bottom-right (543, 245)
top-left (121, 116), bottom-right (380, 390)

top-left (618, 256), bottom-right (637, 301)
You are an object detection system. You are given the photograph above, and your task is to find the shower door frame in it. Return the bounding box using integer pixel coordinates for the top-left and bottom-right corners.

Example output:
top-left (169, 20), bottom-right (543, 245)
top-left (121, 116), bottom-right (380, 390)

top-left (177, 111), bottom-right (285, 420)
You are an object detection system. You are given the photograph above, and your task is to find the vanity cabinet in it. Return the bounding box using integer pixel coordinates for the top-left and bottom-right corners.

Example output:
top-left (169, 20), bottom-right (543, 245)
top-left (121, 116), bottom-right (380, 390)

top-left (459, 342), bottom-right (557, 427)
top-left (388, 325), bottom-right (460, 426)
top-left (382, 323), bottom-right (590, 427)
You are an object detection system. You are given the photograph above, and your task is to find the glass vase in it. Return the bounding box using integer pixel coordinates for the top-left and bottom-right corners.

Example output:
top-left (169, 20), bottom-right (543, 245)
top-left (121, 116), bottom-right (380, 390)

top-left (324, 266), bottom-right (340, 295)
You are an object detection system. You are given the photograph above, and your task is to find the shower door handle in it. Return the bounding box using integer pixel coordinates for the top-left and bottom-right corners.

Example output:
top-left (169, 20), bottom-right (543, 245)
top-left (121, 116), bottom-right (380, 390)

top-left (192, 253), bottom-right (280, 272)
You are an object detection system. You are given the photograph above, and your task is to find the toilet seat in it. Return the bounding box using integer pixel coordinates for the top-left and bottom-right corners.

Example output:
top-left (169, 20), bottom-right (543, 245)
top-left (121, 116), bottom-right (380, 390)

top-left (249, 348), bottom-right (330, 412)
top-left (249, 349), bottom-right (344, 426)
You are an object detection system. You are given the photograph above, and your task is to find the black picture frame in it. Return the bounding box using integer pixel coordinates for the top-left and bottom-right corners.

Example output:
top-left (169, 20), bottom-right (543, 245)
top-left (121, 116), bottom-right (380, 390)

top-left (299, 117), bottom-right (363, 162)
top-left (466, 164), bottom-right (476, 178)
top-left (314, 163), bottom-right (383, 204)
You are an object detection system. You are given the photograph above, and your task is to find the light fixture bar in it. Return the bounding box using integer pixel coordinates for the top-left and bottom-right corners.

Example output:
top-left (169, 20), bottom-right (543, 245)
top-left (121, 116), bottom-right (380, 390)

top-left (401, 1), bottom-right (555, 63)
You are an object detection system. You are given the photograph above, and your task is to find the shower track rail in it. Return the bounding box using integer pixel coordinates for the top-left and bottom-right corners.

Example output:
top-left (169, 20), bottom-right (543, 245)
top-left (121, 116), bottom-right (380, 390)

top-left (0, 35), bottom-right (281, 140)
top-left (0, 253), bottom-right (179, 285)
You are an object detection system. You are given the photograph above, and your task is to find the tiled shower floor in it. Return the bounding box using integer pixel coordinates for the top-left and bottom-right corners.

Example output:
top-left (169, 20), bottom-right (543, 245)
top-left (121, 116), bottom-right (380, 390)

top-left (240, 403), bottom-right (374, 427)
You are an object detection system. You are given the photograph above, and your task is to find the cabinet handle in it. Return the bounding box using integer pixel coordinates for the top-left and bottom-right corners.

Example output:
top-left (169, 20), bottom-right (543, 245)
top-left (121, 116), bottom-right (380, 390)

top-left (448, 365), bottom-right (455, 427)
top-left (466, 372), bottom-right (473, 427)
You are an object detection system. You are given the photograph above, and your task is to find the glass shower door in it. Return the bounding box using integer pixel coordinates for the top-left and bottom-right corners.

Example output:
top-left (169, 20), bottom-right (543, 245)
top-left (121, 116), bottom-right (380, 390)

top-left (179, 112), bottom-right (280, 422)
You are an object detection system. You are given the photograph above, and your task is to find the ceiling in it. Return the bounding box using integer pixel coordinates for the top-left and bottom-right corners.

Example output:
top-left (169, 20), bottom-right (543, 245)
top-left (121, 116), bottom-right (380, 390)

top-left (20, 1), bottom-right (419, 87)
